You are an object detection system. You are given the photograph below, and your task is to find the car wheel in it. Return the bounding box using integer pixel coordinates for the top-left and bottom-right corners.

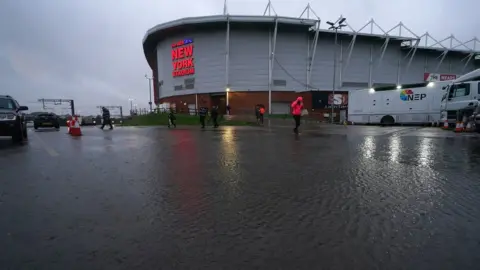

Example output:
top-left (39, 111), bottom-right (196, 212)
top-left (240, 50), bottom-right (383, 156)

top-left (12, 122), bottom-right (23, 143)
top-left (23, 126), bottom-right (28, 139)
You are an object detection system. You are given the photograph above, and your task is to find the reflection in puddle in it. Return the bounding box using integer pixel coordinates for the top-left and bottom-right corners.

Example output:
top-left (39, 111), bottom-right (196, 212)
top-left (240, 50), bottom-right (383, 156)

top-left (361, 136), bottom-right (375, 159)
top-left (388, 136), bottom-right (401, 162)
top-left (220, 127), bottom-right (241, 191)
top-left (418, 137), bottom-right (433, 166)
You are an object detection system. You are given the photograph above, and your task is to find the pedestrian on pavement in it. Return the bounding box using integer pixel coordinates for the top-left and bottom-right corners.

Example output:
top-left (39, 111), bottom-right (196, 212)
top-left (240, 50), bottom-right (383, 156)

top-left (211, 105), bottom-right (219, 128)
top-left (255, 105), bottom-right (260, 124)
top-left (100, 107), bottom-right (113, 130)
top-left (199, 105), bottom-right (208, 129)
top-left (259, 106), bottom-right (265, 125)
top-left (226, 104), bottom-right (231, 115)
top-left (291, 97), bottom-right (304, 134)
top-left (167, 108), bottom-right (176, 128)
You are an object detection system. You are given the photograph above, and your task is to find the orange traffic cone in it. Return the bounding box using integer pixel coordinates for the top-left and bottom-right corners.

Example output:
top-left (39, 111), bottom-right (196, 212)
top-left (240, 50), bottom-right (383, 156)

top-left (454, 122), bottom-right (463, 133)
top-left (66, 115), bottom-right (73, 134)
top-left (465, 121), bottom-right (474, 132)
top-left (442, 119), bottom-right (449, 130)
top-left (70, 116), bottom-right (82, 136)
top-left (66, 120), bottom-right (71, 134)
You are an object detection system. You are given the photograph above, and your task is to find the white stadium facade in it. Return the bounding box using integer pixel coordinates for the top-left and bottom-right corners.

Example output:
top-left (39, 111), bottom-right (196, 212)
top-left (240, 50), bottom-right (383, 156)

top-left (142, 4), bottom-right (480, 119)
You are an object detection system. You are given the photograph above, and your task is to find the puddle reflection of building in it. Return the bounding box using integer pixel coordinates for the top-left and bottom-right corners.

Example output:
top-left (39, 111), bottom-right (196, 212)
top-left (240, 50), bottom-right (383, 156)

top-left (357, 135), bottom-right (441, 220)
top-left (388, 136), bottom-right (401, 162)
top-left (219, 127), bottom-right (242, 196)
top-left (361, 136), bottom-right (376, 159)
top-left (170, 130), bottom-right (205, 217)
top-left (417, 137), bottom-right (433, 167)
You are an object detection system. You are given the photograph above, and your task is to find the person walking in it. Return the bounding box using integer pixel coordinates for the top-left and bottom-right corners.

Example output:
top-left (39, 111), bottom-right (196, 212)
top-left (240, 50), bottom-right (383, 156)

top-left (167, 108), bottom-right (176, 128)
top-left (259, 106), bottom-right (265, 125)
top-left (291, 97), bottom-right (304, 134)
top-left (100, 107), bottom-right (113, 130)
top-left (255, 105), bottom-right (261, 124)
top-left (198, 105), bottom-right (208, 129)
top-left (211, 105), bottom-right (219, 128)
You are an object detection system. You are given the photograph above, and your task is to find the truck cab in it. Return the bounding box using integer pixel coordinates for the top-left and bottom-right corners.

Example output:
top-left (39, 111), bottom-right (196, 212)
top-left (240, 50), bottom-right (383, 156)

top-left (440, 69), bottom-right (480, 124)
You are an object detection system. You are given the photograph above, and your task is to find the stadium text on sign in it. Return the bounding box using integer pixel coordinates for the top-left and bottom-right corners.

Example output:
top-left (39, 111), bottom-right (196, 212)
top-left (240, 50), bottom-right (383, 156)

top-left (171, 39), bottom-right (195, 77)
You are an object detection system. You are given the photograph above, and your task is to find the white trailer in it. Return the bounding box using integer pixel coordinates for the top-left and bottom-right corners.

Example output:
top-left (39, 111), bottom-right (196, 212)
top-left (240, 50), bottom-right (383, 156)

top-left (348, 82), bottom-right (450, 125)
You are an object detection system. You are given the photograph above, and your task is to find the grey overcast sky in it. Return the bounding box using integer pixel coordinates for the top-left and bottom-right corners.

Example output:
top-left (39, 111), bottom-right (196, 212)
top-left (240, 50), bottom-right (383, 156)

top-left (0, 0), bottom-right (478, 114)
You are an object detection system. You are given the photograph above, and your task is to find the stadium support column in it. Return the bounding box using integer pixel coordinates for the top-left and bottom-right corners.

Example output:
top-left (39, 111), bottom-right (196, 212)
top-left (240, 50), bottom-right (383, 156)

top-left (331, 27), bottom-right (339, 123)
top-left (377, 37), bottom-right (390, 71)
top-left (225, 16), bottom-right (230, 108)
top-left (405, 39), bottom-right (420, 76)
top-left (339, 40), bottom-right (343, 86)
top-left (435, 50), bottom-right (448, 72)
top-left (462, 53), bottom-right (474, 73)
top-left (268, 18), bottom-right (278, 115)
top-left (368, 45), bottom-right (373, 88)
top-left (343, 35), bottom-right (357, 74)
top-left (396, 57), bottom-right (401, 86)
top-left (307, 21), bottom-right (320, 90)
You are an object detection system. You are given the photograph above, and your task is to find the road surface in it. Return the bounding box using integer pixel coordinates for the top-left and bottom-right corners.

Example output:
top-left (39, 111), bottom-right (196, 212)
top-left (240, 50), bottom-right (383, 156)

top-left (1, 125), bottom-right (480, 269)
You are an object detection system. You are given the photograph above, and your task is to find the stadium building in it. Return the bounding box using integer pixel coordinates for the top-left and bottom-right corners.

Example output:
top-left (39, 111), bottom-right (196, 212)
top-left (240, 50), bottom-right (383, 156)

top-left (142, 4), bottom-right (480, 120)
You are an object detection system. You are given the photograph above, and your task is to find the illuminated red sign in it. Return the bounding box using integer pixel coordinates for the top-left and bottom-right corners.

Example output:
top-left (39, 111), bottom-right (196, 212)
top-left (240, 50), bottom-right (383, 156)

top-left (171, 39), bottom-right (195, 77)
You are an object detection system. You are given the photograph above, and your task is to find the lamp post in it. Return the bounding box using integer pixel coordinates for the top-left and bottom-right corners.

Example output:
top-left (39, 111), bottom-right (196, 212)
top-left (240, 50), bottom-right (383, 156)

top-left (226, 87), bottom-right (230, 107)
top-left (327, 17), bottom-right (347, 123)
top-left (128, 98), bottom-right (134, 114)
top-left (144, 74), bottom-right (153, 112)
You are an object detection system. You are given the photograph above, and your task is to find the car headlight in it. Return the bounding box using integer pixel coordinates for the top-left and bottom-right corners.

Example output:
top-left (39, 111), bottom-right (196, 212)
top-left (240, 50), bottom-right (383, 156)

top-left (6, 114), bottom-right (16, 120)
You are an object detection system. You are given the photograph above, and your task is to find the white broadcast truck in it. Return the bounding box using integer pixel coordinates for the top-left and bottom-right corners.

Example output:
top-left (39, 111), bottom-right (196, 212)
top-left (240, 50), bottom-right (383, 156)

top-left (440, 68), bottom-right (480, 130)
top-left (348, 81), bottom-right (451, 125)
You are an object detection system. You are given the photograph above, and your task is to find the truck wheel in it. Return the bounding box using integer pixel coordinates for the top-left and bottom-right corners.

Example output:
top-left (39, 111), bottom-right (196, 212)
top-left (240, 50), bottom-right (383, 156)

top-left (380, 115), bottom-right (395, 126)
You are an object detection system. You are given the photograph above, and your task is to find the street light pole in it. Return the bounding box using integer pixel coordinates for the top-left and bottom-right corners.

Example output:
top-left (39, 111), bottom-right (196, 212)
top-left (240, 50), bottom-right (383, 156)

top-left (327, 16), bottom-right (347, 124)
top-left (145, 74), bottom-right (153, 112)
top-left (129, 98), bottom-right (133, 114)
top-left (331, 28), bottom-right (338, 124)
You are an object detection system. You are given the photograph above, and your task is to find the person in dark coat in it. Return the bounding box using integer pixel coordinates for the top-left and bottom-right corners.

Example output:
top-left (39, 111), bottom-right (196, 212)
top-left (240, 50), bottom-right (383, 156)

top-left (255, 105), bottom-right (260, 123)
top-left (211, 105), bottom-right (219, 128)
top-left (100, 107), bottom-right (113, 130)
top-left (167, 108), bottom-right (176, 128)
top-left (198, 105), bottom-right (208, 128)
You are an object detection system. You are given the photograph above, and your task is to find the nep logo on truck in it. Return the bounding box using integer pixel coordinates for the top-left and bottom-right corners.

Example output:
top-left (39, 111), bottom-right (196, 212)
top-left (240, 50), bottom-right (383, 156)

top-left (400, 89), bottom-right (426, 101)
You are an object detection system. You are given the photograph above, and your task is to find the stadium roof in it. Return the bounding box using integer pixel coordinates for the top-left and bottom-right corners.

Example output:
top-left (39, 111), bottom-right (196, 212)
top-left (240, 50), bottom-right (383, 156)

top-left (143, 2), bottom-right (479, 70)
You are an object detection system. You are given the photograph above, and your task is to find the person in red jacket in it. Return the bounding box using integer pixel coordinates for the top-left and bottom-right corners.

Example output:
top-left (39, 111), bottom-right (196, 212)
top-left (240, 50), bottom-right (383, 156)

top-left (291, 96), bottom-right (304, 134)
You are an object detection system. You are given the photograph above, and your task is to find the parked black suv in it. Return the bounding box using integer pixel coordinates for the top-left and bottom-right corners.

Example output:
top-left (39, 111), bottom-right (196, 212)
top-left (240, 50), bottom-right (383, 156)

top-left (34, 112), bottom-right (60, 130)
top-left (0, 95), bottom-right (29, 143)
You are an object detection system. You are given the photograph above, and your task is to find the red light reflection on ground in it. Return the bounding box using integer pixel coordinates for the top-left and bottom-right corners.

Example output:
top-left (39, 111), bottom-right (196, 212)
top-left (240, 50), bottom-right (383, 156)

top-left (170, 130), bottom-right (206, 218)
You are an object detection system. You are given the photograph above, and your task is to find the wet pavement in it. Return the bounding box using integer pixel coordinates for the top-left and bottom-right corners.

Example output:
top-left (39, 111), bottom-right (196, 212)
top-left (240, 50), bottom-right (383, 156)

top-left (1, 125), bottom-right (480, 270)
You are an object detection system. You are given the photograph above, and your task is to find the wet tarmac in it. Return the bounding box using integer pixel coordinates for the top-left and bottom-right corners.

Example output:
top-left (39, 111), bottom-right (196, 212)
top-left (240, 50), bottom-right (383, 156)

top-left (1, 125), bottom-right (480, 269)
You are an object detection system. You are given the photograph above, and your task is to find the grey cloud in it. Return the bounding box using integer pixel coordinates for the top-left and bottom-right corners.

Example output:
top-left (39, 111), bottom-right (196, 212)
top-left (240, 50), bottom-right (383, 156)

top-left (0, 0), bottom-right (478, 114)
